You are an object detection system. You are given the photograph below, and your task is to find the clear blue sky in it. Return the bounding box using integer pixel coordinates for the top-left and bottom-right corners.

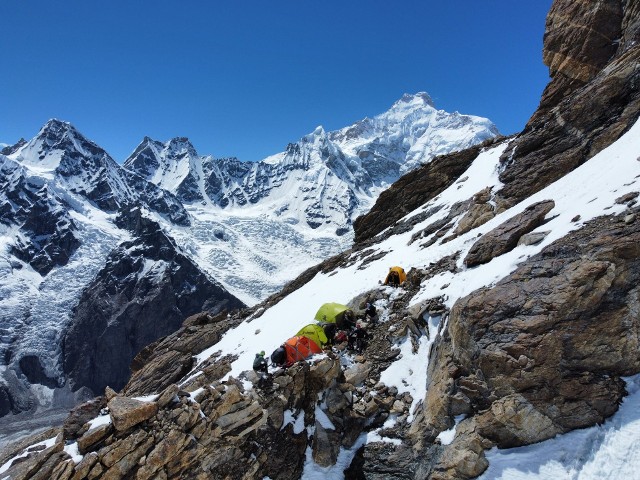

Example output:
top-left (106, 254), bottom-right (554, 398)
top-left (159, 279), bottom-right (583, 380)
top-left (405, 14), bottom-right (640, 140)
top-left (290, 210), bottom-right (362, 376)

top-left (0, 1), bottom-right (553, 162)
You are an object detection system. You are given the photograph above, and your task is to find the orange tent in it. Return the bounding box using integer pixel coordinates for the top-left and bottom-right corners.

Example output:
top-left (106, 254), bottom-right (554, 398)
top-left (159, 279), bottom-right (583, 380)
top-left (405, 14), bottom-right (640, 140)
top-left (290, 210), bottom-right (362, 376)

top-left (283, 336), bottom-right (322, 364)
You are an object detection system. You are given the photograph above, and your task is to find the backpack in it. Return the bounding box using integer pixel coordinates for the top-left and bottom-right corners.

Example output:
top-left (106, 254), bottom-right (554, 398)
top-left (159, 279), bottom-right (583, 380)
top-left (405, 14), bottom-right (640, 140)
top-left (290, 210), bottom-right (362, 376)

top-left (335, 331), bottom-right (348, 343)
top-left (270, 347), bottom-right (286, 366)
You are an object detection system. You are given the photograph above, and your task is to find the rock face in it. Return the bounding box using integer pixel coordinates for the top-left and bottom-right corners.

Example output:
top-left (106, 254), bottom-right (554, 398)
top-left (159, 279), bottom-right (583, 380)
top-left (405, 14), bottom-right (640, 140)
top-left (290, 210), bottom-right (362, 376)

top-left (353, 137), bottom-right (503, 244)
top-left (2, 355), bottom-right (402, 480)
top-left (393, 209), bottom-right (640, 479)
top-left (62, 209), bottom-right (245, 395)
top-left (0, 157), bottom-right (80, 276)
top-left (463, 200), bottom-right (555, 267)
top-left (498, 0), bottom-right (640, 204)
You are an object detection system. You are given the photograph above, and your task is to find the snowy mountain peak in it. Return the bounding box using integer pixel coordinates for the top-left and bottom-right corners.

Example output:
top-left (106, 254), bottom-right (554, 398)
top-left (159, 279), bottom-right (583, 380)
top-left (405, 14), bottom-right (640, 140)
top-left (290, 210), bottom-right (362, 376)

top-left (302, 125), bottom-right (327, 143)
top-left (38, 118), bottom-right (80, 146)
top-left (392, 91), bottom-right (435, 109)
top-left (41, 118), bottom-right (75, 134)
top-left (165, 136), bottom-right (198, 158)
top-left (7, 119), bottom-right (107, 171)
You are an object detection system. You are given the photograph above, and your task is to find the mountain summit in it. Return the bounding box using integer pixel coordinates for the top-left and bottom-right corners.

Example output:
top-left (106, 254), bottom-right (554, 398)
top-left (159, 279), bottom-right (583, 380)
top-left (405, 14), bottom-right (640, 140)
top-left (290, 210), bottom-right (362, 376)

top-left (125, 92), bottom-right (499, 233)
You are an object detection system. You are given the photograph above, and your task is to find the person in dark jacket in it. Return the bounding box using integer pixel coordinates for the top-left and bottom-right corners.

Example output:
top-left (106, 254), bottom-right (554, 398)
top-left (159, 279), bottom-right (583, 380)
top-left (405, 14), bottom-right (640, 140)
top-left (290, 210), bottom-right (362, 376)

top-left (322, 322), bottom-right (337, 345)
top-left (364, 303), bottom-right (378, 324)
top-left (348, 322), bottom-right (369, 353)
top-left (253, 351), bottom-right (268, 374)
top-left (270, 346), bottom-right (287, 367)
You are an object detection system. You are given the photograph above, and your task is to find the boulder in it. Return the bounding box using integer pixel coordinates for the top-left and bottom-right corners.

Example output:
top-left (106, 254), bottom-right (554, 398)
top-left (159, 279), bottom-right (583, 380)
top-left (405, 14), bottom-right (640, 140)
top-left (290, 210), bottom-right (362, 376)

top-left (63, 396), bottom-right (106, 440)
top-left (464, 200), bottom-right (555, 267)
top-left (344, 362), bottom-right (372, 386)
top-left (312, 421), bottom-right (341, 467)
top-left (77, 423), bottom-right (112, 454)
top-left (107, 397), bottom-right (158, 432)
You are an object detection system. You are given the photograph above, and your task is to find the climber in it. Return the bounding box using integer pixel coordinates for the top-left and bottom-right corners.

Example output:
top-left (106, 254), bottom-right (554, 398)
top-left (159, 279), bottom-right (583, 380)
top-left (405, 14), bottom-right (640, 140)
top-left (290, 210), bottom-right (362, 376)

top-left (364, 302), bottom-right (378, 324)
top-left (342, 309), bottom-right (357, 330)
top-left (321, 322), bottom-right (337, 345)
top-left (384, 270), bottom-right (400, 287)
top-left (253, 351), bottom-right (268, 374)
top-left (270, 345), bottom-right (287, 367)
top-left (383, 266), bottom-right (406, 287)
top-left (253, 351), bottom-right (273, 390)
top-left (348, 321), bottom-right (369, 353)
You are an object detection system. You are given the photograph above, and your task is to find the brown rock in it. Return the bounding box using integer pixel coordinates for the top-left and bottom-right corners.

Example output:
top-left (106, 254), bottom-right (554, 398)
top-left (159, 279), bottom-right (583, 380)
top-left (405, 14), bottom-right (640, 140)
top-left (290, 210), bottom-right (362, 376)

top-left (156, 383), bottom-right (180, 408)
top-left (108, 397), bottom-right (158, 432)
top-left (101, 435), bottom-right (154, 480)
top-left (0, 427), bottom-right (61, 469)
top-left (433, 428), bottom-right (489, 479)
top-left (312, 422), bottom-right (341, 467)
top-left (499, 1), bottom-right (639, 205)
top-left (543, 0), bottom-right (623, 84)
top-left (100, 430), bottom-right (149, 467)
top-left (452, 187), bottom-right (498, 237)
top-left (29, 452), bottom-right (73, 480)
top-left (616, 191), bottom-right (639, 204)
top-left (105, 386), bottom-right (118, 401)
top-left (4, 434), bottom-right (65, 480)
top-left (464, 200), bottom-right (555, 267)
top-left (445, 212), bottom-right (639, 445)
top-left (135, 430), bottom-right (190, 480)
top-left (476, 394), bottom-right (560, 447)
top-left (517, 230), bottom-right (550, 246)
top-left (71, 452), bottom-right (99, 480)
top-left (77, 422), bottom-right (113, 454)
top-left (63, 396), bottom-right (106, 440)
top-left (50, 459), bottom-right (75, 480)
top-left (344, 362), bottom-right (372, 386)
top-left (87, 462), bottom-right (104, 479)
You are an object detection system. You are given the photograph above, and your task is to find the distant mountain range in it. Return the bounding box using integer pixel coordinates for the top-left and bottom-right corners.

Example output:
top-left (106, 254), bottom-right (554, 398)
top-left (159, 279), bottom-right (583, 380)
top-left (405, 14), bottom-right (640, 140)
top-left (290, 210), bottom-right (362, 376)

top-left (0, 93), bottom-right (497, 420)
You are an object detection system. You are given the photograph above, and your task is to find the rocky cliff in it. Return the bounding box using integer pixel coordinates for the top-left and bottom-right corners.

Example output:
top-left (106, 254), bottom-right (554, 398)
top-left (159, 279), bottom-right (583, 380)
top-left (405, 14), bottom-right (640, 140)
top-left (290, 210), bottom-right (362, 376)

top-left (62, 208), bottom-right (245, 396)
top-left (2, 0), bottom-right (640, 478)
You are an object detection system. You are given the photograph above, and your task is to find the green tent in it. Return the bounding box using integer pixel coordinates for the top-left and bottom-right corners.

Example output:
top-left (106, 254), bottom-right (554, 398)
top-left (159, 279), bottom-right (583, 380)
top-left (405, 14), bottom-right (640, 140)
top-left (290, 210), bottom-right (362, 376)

top-left (314, 302), bottom-right (354, 328)
top-left (296, 324), bottom-right (329, 348)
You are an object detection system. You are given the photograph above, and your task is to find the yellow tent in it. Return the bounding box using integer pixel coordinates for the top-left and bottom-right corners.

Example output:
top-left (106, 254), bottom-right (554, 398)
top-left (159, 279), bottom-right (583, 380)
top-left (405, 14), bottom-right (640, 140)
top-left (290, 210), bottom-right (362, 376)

top-left (384, 266), bottom-right (407, 286)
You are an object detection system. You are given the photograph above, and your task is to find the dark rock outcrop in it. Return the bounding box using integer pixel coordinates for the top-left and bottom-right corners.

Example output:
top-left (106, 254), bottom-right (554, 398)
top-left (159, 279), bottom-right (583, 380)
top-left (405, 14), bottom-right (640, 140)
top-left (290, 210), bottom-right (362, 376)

top-left (0, 157), bottom-right (80, 276)
top-left (463, 200), bottom-right (555, 267)
top-left (62, 210), bottom-right (245, 395)
top-left (124, 311), bottom-right (243, 397)
top-left (394, 209), bottom-right (640, 478)
top-left (498, 0), bottom-right (640, 204)
top-left (353, 137), bottom-right (504, 245)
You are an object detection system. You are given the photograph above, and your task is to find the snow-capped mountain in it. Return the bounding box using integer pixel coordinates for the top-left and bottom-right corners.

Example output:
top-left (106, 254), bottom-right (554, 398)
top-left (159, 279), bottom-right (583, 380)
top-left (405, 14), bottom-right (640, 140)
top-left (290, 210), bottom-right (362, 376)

top-left (0, 122), bottom-right (244, 425)
top-left (7, 120), bottom-right (189, 224)
top-left (124, 92), bottom-right (499, 234)
top-left (0, 94), bottom-right (495, 430)
top-left (117, 93), bottom-right (498, 305)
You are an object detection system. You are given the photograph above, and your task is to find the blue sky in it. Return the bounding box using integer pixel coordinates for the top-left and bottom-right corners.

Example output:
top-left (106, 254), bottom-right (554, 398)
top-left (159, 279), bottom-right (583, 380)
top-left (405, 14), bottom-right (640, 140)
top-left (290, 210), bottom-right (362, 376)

top-left (1, 1), bottom-right (553, 162)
